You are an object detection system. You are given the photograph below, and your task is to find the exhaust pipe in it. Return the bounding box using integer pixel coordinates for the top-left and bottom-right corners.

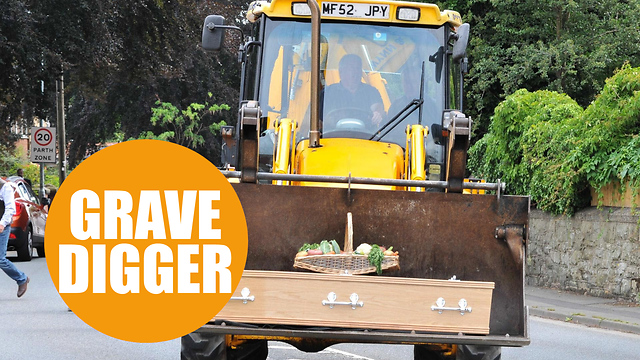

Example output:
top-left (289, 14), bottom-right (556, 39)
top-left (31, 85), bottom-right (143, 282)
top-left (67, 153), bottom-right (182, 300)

top-left (307, 0), bottom-right (321, 148)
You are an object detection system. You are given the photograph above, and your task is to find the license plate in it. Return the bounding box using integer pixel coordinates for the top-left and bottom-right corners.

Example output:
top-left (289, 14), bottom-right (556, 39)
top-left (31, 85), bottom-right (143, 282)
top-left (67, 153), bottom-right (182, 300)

top-left (321, 2), bottom-right (390, 19)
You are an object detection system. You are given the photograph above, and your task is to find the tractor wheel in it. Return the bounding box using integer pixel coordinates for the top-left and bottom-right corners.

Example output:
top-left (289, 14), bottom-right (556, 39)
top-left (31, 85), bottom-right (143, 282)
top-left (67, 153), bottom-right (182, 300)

top-left (181, 333), bottom-right (268, 360)
top-left (456, 345), bottom-right (501, 360)
top-left (181, 333), bottom-right (226, 360)
top-left (415, 344), bottom-right (501, 360)
top-left (414, 344), bottom-right (453, 360)
top-left (228, 339), bottom-right (268, 360)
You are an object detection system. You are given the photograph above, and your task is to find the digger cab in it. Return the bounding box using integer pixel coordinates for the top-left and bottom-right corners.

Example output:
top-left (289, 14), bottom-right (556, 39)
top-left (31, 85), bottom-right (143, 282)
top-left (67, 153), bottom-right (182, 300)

top-left (207, 0), bottom-right (470, 188)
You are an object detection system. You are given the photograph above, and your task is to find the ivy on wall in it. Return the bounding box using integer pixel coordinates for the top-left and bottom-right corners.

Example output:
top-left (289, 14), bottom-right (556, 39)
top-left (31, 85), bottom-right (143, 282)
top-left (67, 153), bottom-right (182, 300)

top-left (469, 65), bottom-right (640, 215)
top-left (577, 65), bottom-right (640, 206)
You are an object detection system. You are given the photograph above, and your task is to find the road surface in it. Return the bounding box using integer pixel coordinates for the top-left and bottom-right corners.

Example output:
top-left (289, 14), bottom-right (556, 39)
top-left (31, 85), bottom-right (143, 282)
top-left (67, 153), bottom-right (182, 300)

top-left (2, 254), bottom-right (639, 359)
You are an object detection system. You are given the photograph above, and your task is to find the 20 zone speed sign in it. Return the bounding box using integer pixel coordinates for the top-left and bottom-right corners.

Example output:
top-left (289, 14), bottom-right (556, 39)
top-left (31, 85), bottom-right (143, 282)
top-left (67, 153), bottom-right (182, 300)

top-left (30, 127), bottom-right (57, 163)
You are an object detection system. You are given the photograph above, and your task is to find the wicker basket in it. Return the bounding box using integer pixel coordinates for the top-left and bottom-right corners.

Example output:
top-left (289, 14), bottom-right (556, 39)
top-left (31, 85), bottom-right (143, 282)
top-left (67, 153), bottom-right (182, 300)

top-left (293, 212), bottom-right (400, 275)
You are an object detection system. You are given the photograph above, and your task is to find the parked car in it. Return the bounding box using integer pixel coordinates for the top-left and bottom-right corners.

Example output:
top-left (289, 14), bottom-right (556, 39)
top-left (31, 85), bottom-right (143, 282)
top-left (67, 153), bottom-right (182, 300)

top-left (1, 176), bottom-right (47, 261)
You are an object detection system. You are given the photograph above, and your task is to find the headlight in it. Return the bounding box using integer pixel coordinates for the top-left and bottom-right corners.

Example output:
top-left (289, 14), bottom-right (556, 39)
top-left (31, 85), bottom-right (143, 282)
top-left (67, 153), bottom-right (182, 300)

top-left (292, 3), bottom-right (312, 16)
top-left (397, 7), bottom-right (420, 22)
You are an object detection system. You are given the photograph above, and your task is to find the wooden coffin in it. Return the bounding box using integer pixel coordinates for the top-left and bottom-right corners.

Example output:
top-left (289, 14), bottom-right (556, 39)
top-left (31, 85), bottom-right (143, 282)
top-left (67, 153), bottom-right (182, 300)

top-left (215, 270), bottom-right (494, 334)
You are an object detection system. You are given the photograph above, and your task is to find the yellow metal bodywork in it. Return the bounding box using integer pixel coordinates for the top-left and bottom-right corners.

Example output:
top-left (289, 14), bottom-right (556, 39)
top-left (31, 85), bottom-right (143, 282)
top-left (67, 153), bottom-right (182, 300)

top-left (272, 118), bottom-right (296, 185)
top-left (463, 178), bottom-right (486, 194)
top-left (247, 0), bottom-right (462, 27)
top-left (409, 125), bottom-right (427, 181)
top-left (294, 138), bottom-right (404, 189)
top-left (401, 124), bottom-right (428, 192)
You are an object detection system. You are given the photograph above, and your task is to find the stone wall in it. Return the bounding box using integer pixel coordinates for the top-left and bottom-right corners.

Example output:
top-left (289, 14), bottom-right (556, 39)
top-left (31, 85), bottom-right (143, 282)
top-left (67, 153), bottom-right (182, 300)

top-left (527, 207), bottom-right (640, 301)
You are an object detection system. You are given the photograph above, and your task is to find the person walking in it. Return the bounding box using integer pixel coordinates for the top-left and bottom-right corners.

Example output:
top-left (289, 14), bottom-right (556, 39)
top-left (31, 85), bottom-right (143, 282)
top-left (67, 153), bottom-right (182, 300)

top-left (0, 180), bottom-right (30, 297)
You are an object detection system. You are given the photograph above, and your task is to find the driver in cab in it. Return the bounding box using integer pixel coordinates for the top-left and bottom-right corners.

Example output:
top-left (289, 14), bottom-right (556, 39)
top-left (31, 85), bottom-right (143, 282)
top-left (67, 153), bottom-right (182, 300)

top-left (321, 54), bottom-right (385, 131)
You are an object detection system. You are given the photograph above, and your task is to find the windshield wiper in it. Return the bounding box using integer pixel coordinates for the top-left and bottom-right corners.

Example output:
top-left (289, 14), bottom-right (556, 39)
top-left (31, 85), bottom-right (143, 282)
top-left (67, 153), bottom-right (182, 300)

top-left (370, 62), bottom-right (427, 141)
top-left (369, 98), bottom-right (422, 141)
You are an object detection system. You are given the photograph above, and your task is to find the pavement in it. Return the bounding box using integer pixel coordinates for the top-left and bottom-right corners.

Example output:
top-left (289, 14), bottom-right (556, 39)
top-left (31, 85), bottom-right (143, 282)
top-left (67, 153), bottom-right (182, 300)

top-left (526, 286), bottom-right (640, 335)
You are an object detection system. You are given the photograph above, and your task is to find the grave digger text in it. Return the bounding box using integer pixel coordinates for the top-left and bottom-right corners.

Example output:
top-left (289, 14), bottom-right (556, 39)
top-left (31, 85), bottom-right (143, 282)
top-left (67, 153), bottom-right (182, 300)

top-left (59, 189), bottom-right (232, 294)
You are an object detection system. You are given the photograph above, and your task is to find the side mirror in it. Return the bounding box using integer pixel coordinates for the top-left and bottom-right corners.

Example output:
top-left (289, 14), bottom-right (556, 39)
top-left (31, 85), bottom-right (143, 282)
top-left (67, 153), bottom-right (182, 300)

top-left (452, 23), bottom-right (470, 62)
top-left (202, 15), bottom-right (226, 51)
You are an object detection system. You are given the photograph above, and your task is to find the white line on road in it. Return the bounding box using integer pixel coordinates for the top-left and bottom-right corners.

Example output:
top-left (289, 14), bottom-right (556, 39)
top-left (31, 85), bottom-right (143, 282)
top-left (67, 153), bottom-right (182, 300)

top-left (324, 347), bottom-right (376, 359)
top-left (269, 343), bottom-right (376, 360)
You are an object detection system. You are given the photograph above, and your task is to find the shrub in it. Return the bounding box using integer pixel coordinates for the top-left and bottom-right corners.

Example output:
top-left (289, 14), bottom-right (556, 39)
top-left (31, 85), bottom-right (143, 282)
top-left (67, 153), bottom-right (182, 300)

top-left (469, 65), bottom-right (640, 215)
top-left (573, 65), bottom-right (640, 207)
top-left (468, 89), bottom-right (584, 203)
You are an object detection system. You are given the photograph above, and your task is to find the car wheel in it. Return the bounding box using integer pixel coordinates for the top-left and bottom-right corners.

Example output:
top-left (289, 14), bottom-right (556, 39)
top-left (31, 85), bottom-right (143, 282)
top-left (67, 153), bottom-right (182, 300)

top-left (35, 244), bottom-right (46, 258)
top-left (17, 227), bottom-right (33, 261)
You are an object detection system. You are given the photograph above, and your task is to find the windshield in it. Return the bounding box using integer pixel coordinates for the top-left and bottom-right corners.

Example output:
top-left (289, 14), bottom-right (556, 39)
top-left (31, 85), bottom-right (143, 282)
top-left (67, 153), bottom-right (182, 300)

top-left (258, 18), bottom-right (446, 150)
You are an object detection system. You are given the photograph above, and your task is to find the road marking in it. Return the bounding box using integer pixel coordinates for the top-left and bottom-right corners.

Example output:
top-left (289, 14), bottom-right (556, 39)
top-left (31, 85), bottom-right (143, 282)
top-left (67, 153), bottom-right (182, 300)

top-left (269, 343), bottom-right (376, 359)
top-left (324, 347), bottom-right (376, 359)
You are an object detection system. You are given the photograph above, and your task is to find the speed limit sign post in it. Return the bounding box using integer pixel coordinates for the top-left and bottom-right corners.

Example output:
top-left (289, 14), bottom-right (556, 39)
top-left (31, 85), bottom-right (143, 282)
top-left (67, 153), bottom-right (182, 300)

top-left (30, 127), bottom-right (57, 163)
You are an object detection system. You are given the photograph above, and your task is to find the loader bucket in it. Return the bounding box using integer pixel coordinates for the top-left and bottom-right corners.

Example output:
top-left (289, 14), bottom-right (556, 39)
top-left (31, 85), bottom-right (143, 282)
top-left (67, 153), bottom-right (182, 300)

top-left (231, 182), bottom-right (529, 338)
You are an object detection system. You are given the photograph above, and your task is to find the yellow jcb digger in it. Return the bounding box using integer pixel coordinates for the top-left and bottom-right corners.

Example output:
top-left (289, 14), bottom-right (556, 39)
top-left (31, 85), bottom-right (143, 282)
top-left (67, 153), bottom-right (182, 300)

top-left (184, 0), bottom-right (530, 359)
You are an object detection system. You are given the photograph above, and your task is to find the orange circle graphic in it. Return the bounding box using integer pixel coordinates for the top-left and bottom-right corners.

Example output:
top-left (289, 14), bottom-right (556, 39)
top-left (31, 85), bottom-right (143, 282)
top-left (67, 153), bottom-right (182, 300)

top-left (45, 140), bottom-right (248, 342)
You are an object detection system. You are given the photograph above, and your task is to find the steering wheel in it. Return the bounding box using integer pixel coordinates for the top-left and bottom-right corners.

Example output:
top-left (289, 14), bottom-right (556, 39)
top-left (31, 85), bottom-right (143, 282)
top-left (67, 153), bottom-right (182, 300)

top-left (325, 107), bottom-right (374, 131)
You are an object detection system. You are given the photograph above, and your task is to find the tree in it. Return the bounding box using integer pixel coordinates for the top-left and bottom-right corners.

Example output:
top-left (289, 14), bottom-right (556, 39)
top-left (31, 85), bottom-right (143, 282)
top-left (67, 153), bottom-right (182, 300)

top-left (138, 95), bottom-right (230, 151)
top-left (437, 0), bottom-right (640, 139)
top-left (0, 0), bottom-right (248, 167)
top-left (51, 0), bottom-right (244, 167)
top-left (0, 0), bottom-right (52, 143)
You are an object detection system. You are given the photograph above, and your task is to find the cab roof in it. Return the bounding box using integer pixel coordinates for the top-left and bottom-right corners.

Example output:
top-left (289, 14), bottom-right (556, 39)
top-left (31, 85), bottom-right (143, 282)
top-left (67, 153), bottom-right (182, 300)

top-left (246, 0), bottom-right (462, 27)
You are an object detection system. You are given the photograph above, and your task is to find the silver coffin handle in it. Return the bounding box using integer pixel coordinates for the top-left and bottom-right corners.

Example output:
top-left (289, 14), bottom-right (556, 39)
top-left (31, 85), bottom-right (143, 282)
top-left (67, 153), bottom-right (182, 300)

top-left (230, 287), bottom-right (255, 304)
top-left (431, 297), bottom-right (472, 315)
top-left (322, 292), bottom-right (364, 310)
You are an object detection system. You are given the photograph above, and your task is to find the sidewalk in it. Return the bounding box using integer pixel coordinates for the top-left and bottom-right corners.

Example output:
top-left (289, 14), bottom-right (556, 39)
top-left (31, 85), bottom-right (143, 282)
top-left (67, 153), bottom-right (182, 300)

top-left (526, 286), bottom-right (640, 335)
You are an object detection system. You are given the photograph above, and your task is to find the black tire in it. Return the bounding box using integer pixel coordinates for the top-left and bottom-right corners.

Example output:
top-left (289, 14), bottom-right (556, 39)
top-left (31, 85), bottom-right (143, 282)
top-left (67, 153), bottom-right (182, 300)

top-left (17, 227), bottom-right (33, 261)
top-left (181, 333), bottom-right (268, 360)
top-left (414, 344), bottom-right (452, 360)
top-left (182, 333), bottom-right (226, 360)
top-left (229, 339), bottom-right (268, 360)
top-left (456, 345), bottom-right (501, 360)
top-left (415, 345), bottom-right (501, 360)
top-left (35, 245), bottom-right (45, 258)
